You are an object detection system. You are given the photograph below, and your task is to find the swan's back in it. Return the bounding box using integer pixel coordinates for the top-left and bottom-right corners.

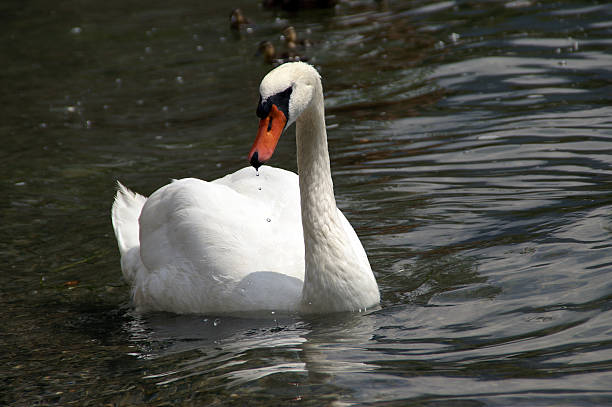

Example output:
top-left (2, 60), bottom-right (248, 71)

top-left (115, 166), bottom-right (306, 313)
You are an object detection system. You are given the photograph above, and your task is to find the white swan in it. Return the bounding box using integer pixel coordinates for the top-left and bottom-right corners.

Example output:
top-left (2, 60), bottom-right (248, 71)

top-left (112, 62), bottom-right (380, 314)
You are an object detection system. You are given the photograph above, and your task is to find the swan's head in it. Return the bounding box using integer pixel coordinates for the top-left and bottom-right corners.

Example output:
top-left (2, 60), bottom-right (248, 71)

top-left (248, 62), bottom-right (319, 169)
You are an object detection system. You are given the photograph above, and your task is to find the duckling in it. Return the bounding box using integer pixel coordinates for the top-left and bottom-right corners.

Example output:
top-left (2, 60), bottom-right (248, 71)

top-left (257, 41), bottom-right (279, 65)
top-left (282, 26), bottom-right (311, 52)
top-left (229, 8), bottom-right (252, 32)
top-left (256, 40), bottom-right (308, 65)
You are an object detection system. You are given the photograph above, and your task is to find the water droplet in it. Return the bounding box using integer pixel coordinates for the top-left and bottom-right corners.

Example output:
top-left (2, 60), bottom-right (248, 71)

top-left (103, 104), bottom-right (109, 110)
top-left (70, 27), bottom-right (82, 35)
top-left (203, 318), bottom-right (208, 322)
top-left (85, 120), bottom-right (92, 128)
top-left (266, 218), bottom-right (271, 222)
top-left (213, 318), bottom-right (220, 327)
top-left (196, 45), bottom-right (204, 52)
top-left (271, 311), bottom-right (275, 315)
top-left (136, 99), bottom-right (144, 106)
top-left (162, 106), bottom-right (168, 112)
top-left (176, 76), bottom-right (184, 84)
top-left (66, 106), bottom-right (76, 113)
top-left (145, 46), bottom-right (152, 54)
top-left (255, 171), bottom-right (259, 176)
top-left (39, 122), bottom-right (47, 128)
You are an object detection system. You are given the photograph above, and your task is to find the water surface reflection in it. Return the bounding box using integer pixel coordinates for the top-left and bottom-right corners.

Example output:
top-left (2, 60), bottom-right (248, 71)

top-left (2, 0), bottom-right (612, 405)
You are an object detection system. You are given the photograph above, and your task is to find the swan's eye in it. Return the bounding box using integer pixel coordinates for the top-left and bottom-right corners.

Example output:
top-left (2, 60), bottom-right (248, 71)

top-left (256, 87), bottom-right (292, 121)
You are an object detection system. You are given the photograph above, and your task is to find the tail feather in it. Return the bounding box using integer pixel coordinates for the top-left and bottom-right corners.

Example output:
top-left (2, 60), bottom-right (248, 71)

top-left (112, 181), bottom-right (147, 255)
top-left (112, 182), bottom-right (147, 283)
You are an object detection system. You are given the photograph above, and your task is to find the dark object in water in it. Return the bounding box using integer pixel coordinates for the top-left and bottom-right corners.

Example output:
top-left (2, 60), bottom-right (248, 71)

top-left (257, 41), bottom-right (308, 65)
top-left (282, 26), bottom-right (312, 52)
top-left (230, 8), bottom-right (251, 31)
top-left (262, 0), bottom-right (338, 11)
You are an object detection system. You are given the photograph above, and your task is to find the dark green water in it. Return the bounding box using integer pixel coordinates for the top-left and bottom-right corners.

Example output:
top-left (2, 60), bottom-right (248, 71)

top-left (2, 0), bottom-right (612, 405)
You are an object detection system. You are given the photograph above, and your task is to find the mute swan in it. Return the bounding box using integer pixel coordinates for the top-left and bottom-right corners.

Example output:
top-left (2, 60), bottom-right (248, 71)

top-left (112, 62), bottom-right (380, 314)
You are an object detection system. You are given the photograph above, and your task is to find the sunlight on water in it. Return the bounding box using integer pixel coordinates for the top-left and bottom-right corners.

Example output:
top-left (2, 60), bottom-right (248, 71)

top-left (1, 0), bottom-right (611, 405)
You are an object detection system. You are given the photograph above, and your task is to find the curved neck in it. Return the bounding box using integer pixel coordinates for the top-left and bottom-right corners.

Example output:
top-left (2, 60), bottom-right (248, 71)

top-left (290, 67), bottom-right (379, 313)
top-left (295, 82), bottom-right (337, 221)
top-left (295, 81), bottom-right (350, 312)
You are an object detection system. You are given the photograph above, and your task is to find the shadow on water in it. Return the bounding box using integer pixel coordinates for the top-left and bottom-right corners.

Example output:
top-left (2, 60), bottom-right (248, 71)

top-left (2, 0), bottom-right (612, 405)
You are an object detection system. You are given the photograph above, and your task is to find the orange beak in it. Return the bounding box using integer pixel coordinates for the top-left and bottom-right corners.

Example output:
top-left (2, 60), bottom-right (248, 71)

top-left (248, 104), bottom-right (287, 169)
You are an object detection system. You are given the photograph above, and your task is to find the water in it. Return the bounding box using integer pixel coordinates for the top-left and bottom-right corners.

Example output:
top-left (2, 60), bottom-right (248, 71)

top-left (2, 0), bottom-right (612, 405)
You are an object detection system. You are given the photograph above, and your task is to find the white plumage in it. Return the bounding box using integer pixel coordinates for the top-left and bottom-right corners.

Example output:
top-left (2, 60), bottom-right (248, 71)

top-left (112, 62), bottom-right (379, 314)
